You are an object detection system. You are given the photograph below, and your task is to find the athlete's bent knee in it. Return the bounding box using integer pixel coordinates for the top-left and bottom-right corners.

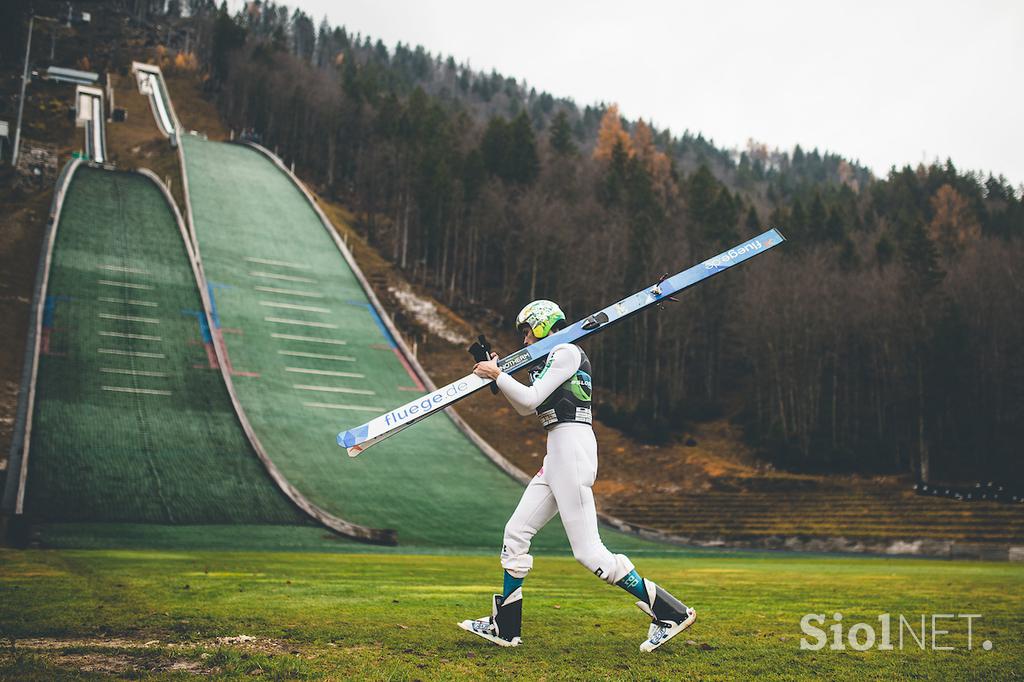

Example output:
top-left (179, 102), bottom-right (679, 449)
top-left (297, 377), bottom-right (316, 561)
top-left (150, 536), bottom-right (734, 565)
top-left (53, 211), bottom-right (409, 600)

top-left (572, 546), bottom-right (605, 575)
top-left (573, 548), bottom-right (634, 585)
top-left (503, 522), bottom-right (530, 557)
top-left (501, 527), bottom-right (534, 579)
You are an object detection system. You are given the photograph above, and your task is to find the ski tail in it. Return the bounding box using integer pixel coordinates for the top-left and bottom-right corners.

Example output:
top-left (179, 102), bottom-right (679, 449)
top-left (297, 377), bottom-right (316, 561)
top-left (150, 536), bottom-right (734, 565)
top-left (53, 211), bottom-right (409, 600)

top-left (340, 419), bottom-right (416, 457)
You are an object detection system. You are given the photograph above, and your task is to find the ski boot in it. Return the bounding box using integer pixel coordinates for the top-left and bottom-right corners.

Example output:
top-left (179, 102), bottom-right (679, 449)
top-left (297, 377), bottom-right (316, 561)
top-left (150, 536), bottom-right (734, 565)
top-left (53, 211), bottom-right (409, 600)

top-left (635, 580), bottom-right (696, 652)
top-left (457, 588), bottom-right (523, 647)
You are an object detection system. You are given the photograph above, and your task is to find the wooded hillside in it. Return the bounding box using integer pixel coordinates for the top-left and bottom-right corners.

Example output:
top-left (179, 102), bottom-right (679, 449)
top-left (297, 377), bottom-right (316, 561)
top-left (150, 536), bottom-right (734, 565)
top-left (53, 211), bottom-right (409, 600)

top-left (17, 0), bottom-right (1023, 484)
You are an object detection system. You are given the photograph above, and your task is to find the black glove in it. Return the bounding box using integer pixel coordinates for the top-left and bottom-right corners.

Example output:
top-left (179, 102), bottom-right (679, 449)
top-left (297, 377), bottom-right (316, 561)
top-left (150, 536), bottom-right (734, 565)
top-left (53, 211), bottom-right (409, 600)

top-left (468, 335), bottom-right (499, 394)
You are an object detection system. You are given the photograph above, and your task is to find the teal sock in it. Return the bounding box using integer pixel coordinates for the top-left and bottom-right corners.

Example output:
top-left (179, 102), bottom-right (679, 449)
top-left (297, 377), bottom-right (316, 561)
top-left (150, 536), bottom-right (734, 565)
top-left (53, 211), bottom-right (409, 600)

top-left (616, 569), bottom-right (648, 601)
top-left (502, 570), bottom-right (523, 598)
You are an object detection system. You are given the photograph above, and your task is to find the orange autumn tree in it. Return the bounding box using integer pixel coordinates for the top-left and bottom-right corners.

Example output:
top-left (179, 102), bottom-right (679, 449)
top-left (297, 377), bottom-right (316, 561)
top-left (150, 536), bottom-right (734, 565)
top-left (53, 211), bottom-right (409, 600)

top-left (593, 104), bottom-right (632, 162)
top-left (595, 109), bottom-right (676, 200)
top-left (632, 119), bottom-right (675, 200)
top-left (173, 51), bottom-right (199, 72)
top-left (928, 183), bottom-right (981, 255)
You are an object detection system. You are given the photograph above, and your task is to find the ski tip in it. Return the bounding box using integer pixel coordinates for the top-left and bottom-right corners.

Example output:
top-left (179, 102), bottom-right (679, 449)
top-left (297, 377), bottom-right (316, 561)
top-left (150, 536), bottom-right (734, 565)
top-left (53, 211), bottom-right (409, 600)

top-left (347, 444), bottom-right (364, 458)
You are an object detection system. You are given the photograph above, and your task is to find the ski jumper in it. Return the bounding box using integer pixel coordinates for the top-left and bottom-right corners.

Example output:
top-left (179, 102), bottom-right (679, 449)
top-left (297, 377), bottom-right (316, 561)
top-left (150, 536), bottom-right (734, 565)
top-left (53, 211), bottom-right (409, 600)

top-left (495, 343), bottom-right (634, 584)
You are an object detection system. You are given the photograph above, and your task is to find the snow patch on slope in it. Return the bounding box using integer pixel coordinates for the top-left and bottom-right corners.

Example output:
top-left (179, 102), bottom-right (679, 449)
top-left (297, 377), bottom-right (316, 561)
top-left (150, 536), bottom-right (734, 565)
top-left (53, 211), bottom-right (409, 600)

top-left (388, 286), bottom-right (470, 345)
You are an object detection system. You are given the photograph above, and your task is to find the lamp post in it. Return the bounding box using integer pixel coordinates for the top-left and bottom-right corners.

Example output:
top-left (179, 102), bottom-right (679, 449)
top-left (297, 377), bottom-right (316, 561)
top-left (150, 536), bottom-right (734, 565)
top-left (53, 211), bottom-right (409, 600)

top-left (11, 14), bottom-right (34, 167)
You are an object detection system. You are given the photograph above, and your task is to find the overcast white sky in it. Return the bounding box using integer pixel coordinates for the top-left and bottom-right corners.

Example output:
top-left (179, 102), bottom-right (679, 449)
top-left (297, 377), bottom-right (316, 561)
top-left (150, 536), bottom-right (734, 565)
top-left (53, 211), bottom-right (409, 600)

top-left (267, 0), bottom-right (1024, 187)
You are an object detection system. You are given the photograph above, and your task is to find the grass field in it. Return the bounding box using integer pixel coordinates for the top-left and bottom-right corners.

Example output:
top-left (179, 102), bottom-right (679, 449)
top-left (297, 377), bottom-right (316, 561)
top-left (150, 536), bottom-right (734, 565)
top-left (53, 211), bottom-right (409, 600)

top-left (1, 547), bottom-right (1021, 680)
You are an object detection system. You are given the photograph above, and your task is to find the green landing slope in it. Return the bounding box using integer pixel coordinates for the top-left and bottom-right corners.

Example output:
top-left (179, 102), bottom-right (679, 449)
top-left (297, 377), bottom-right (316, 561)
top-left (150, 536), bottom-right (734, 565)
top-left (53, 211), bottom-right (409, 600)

top-left (179, 136), bottom-right (659, 552)
top-left (24, 166), bottom-right (306, 526)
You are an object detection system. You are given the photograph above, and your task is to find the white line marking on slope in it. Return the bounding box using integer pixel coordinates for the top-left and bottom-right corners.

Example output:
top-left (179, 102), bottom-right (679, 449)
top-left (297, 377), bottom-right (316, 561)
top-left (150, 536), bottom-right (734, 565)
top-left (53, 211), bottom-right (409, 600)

top-left (285, 367), bottom-right (364, 378)
top-left (98, 280), bottom-right (154, 290)
top-left (98, 297), bottom-right (159, 307)
top-left (101, 386), bottom-right (172, 396)
top-left (259, 301), bottom-right (331, 314)
top-left (98, 348), bottom-right (165, 358)
top-left (99, 331), bottom-right (162, 341)
top-left (303, 402), bottom-right (382, 412)
top-left (264, 317), bottom-right (337, 329)
top-left (100, 368), bottom-right (168, 377)
top-left (271, 333), bottom-right (346, 345)
top-left (293, 384), bottom-right (376, 396)
top-left (99, 265), bottom-right (150, 275)
top-left (254, 286), bottom-right (324, 298)
top-left (277, 350), bottom-right (355, 361)
top-left (245, 256), bottom-right (311, 269)
top-left (98, 313), bottom-right (160, 324)
top-left (250, 271), bottom-right (317, 283)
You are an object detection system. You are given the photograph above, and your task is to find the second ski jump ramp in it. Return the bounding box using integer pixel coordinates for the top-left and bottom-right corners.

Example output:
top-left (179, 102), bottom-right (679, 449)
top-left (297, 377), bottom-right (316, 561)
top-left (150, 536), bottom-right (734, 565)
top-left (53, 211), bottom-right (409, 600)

top-left (6, 163), bottom-right (306, 527)
top-left (179, 135), bottom-right (661, 552)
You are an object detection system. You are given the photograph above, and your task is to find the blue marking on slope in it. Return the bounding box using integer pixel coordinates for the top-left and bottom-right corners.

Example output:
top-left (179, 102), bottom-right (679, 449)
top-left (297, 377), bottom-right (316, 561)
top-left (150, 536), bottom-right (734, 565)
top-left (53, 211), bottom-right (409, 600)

top-left (181, 309), bottom-right (213, 343)
top-left (42, 295), bottom-right (71, 328)
top-left (206, 283), bottom-right (222, 329)
top-left (345, 300), bottom-right (395, 348)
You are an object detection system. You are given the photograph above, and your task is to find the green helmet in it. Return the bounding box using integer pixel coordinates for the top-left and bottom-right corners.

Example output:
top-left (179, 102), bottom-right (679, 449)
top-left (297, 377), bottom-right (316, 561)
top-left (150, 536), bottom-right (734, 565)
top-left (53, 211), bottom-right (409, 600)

top-left (516, 299), bottom-right (565, 339)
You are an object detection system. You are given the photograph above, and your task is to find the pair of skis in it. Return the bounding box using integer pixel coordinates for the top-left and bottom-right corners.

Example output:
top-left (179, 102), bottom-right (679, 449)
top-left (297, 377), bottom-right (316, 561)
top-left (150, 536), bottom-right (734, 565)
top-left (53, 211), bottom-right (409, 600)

top-left (338, 229), bottom-right (785, 456)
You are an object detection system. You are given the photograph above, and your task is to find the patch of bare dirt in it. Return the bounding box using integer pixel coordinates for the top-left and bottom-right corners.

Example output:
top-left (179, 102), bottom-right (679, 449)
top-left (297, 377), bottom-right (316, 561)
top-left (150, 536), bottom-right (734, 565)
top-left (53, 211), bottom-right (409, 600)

top-left (10, 637), bottom-right (153, 650)
top-left (45, 652), bottom-right (205, 675)
top-left (4, 637), bottom-right (210, 675)
top-left (4, 634), bottom-right (299, 675)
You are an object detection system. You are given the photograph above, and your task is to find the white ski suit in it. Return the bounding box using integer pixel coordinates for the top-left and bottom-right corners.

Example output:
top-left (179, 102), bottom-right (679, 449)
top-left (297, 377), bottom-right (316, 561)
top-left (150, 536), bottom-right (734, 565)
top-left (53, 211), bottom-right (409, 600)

top-left (494, 343), bottom-right (634, 585)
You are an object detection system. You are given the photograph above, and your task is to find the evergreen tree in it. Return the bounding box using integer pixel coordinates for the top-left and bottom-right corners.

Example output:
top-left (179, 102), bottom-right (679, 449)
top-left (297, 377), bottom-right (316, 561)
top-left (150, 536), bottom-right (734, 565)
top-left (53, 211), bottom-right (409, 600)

top-left (479, 112), bottom-right (538, 185)
top-left (709, 188), bottom-right (739, 244)
top-left (736, 152), bottom-right (754, 187)
top-left (792, 144), bottom-right (805, 166)
top-left (808, 192), bottom-right (827, 242)
top-left (825, 206), bottom-right (845, 242)
top-left (746, 205), bottom-right (761, 231)
top-left (462, 149), bottom-right (485, 204)
top-left (623, 156), bottom-right (661, 288)
top-left (481, 116), bottom-right (510, 179)
top-left (600, 140), bottom-right (630, 206)
top-left (875, 233), bottom-right (895, 267)
top-left (550, 110), bottom-right (576, 156)
top-left (687, 165), bottom-right (717, 231)
top-left (211, 2), bottom-right (247, 84)
top-left (900, 222), bottom-right (944, 294)
top-left (789, 198), bottom-right (808, 244)
top-left (291, 9), bottom-right (316, 62)
top-left (508, 110), bottom-right (540, 185)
